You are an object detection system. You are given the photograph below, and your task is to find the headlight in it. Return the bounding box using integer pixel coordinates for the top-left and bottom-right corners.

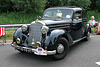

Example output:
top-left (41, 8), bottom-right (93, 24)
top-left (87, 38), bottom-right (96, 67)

top-left (41, 26), bottom-right (49, 34)
top-left (16, 38), bottom-right (20, 44)
top-left (22, 24), bottom-right (28, 32)
top-left (36, 41), bottom-right (41, 47)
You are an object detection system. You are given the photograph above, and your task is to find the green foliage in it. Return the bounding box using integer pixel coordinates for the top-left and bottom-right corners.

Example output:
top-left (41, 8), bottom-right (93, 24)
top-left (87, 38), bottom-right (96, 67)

top-left (45, 0), bottom-right (91, 10)
top-left (0, 12), bottom-right (40, 24)
top-left (96, 0), bottom-right (100, 11)
top-left (0, 11), bottom-right (100, 24)
top-left (11, 0), bottom-right (47, 14)
top-left (90, 0), bottom-right (100, 11)
top-left (0, 0), bottom-right (47, 14)
top-left (90, 0), bottom-right (100, 12)
top-left (0, 0), bottom-right (13, 12)
top-left (45, 0), bottom-right (62, 9)
top-left (87, 11), bottom-right (100, 21)
top-left (90, 0), bottom-right (96, 10)
top-left (66, 0), bottom-right (91, 10)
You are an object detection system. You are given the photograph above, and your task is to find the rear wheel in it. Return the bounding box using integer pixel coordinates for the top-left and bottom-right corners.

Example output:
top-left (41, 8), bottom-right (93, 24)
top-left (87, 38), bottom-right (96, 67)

top-left (53, 37), bottom-right (69, 60)
top-left (84, 30), bottom-right (90, 41)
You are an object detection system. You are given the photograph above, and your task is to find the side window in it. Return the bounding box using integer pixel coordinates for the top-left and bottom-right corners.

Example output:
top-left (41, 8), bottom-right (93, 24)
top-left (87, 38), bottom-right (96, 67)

top-left (82, 10), bottom-right (87, 21)
top-left (44, 10), bottom-right (52, 17)
top-left (74, 11), bottom-right (82, 21)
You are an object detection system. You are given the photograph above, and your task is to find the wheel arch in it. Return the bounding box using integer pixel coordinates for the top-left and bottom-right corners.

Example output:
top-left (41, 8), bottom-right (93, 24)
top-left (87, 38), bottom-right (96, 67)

top-left (45, 29), bottom-right (73, 50)
top-left (13, 28), bottom-right (22, 41)
top-left (85, 23), bottom-right (90, 35)
top-left (61, 34), bottom-right (73, 46)
top-left (86, 24), bottom-right (90, 32)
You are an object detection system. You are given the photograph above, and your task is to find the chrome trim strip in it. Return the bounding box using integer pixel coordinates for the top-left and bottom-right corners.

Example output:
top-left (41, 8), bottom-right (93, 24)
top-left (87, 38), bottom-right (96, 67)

top-left (47, 50), bottom-right (56, 55)
top-left (50, 26), bottom-right (70, 30)
top-left (73, 36), bottom-right (86, 45)
top-left (48, 24), bottom-right (71, 30)
top-left (48, 24), bottom-right (70, 28)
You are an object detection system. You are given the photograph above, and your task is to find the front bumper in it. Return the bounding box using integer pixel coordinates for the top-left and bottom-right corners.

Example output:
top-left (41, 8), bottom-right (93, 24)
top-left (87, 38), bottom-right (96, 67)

top-left (11, 43), bottom-right (56, 55)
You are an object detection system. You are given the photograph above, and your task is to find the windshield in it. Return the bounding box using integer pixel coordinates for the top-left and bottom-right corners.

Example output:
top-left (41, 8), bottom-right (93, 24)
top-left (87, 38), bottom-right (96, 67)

top-left (42, 9), bottom-right (73, 20)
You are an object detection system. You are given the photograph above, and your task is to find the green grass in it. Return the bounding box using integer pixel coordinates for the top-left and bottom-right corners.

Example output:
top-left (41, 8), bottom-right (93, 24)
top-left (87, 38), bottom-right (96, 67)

top-left (91, 28), bottom-right (98, 34)
top-left (0, 11), bottom-right (100, 24)
top-left (0, 30), bottom-right (15, 40)
top-left (0, 12), bottom-right (40, 24)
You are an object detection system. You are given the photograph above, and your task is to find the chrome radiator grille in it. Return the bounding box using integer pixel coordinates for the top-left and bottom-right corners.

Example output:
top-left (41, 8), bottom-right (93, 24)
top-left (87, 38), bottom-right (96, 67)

top-left (28, 23), bottom-right (42, 47)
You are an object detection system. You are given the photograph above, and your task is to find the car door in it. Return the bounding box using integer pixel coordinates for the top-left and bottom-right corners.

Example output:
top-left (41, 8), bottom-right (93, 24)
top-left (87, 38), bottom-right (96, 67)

top-left (70, 10), bottom-right (84, 40)
top-left (82, 10), bottom-right (88, 36)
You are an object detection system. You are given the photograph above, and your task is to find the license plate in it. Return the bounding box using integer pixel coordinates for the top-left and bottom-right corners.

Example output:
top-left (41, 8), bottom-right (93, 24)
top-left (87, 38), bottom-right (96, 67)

top-left (34, 47), bottom-right (47, 55)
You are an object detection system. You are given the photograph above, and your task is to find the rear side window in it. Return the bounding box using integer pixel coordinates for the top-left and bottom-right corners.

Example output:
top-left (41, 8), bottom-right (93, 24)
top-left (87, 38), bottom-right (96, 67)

top-left (73, 11), bottom-right (82, 21)
top-left (82, 10), bottom-right (87, 21)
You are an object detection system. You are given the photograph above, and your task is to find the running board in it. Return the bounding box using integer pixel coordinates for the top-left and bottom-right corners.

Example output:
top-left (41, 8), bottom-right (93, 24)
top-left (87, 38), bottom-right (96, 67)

top-left (72, 36), bottom-right (86, 45)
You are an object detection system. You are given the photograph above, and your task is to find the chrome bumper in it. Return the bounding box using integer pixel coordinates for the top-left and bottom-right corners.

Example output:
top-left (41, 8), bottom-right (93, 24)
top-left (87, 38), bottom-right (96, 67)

top-left (11, 43), bottom-right (56, 55)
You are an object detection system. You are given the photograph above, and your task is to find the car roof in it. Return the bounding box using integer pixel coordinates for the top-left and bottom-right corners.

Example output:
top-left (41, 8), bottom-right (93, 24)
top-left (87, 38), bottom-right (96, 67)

top-left (46, 6), bottom-right (83, 11)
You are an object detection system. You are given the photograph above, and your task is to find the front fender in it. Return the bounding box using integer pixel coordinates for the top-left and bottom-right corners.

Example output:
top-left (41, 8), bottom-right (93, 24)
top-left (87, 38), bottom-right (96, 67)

top-left (13, 28), bottom-right (28, 47)
top-left (45, 29), bottom-right (73, 50)
top-left (13, 28), bottom-right (22, 41)
top-left (85, 23), bottom-right (90, 35)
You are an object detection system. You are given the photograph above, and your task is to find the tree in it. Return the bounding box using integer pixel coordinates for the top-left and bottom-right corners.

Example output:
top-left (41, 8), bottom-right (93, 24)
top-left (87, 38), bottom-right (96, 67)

top-left (67, 0), bottom-right (91, 10)
top-left (90, 0), bottom-right (96, 10)
top-left (45, 0), bottom-right (63, 9)
top-left (11, 0), bottom-right (47, 14)
top-left (45, 0), bottom-right (91, 10)
top-left (96, 0), bottom-right (100, 11)
top-left (0, 0), bottom-right (13, 13)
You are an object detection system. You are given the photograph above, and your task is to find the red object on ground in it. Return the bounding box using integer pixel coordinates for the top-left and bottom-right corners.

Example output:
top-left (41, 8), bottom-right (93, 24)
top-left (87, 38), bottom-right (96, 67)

top-left (0, 27), bottom-right (5, 36)
top-left (96, 31), bottom-right (100, 35)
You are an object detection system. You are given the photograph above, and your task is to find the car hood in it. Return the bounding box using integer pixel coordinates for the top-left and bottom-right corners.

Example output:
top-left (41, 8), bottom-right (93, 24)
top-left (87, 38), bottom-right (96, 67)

top-left (31, 19), bottom-right (72, 25)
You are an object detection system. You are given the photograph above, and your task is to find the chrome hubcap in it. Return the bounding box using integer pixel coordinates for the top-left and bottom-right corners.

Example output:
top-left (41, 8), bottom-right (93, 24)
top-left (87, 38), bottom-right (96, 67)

top-left (57, 44), bottom-right (64, 54)
top-left (87, 32), bottom-right (90, 38)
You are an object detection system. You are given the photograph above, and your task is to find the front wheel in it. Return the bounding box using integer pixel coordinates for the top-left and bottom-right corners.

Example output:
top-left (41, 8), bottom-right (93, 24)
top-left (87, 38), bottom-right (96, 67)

top-left (53, 37), bottom-right (69, 60)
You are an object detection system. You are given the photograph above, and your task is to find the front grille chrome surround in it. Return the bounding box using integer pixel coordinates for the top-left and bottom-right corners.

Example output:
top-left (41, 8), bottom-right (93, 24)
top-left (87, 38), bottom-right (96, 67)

top-left (28, 23), bottom-right (43, 47)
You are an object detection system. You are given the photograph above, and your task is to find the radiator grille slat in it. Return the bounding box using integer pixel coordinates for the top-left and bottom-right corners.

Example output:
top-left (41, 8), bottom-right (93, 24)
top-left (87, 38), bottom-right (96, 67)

top-left (28, 23), bottom-right (42, 47)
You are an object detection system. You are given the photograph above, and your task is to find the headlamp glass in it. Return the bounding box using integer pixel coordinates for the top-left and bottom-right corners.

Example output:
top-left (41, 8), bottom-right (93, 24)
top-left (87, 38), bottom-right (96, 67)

top-left (41, 26), bottom-right (49, 34)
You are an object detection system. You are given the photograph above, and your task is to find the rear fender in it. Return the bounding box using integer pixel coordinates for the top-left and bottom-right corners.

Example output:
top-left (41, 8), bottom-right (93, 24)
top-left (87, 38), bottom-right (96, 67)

top-left (85, 24), bottom-right (90, 35)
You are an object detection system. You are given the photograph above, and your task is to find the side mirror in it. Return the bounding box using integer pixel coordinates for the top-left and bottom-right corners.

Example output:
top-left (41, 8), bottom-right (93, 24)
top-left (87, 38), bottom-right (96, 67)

top-left (36, 16), bottom-right (42, 20)
top-left (76, 17), bottom-right (79, 20)
top-left (39, 16), bottom-right (42, 19)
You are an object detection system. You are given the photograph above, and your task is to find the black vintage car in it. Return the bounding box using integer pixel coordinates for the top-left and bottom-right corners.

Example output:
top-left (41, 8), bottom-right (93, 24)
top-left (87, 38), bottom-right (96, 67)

top-left (11, 6), bottom-right (90, 60)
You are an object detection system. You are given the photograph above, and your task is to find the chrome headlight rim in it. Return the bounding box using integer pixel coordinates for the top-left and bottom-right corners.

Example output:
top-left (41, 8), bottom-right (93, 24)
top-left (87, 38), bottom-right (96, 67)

top-left (21, 24), bottom-right (28, 32)
top-left (41, 25), bottom-right (49, 34)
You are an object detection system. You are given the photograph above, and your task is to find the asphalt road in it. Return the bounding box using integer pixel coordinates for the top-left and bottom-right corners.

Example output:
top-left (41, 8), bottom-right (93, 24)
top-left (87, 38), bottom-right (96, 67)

top-left (0, 35), bottom-right (100, 67)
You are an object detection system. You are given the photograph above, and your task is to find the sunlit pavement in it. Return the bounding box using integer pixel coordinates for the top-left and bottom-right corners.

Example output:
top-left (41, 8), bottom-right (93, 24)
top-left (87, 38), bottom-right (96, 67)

top-left (0, 35), bottom-right (100, 67)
